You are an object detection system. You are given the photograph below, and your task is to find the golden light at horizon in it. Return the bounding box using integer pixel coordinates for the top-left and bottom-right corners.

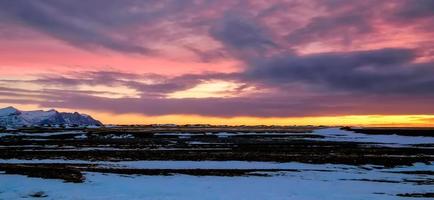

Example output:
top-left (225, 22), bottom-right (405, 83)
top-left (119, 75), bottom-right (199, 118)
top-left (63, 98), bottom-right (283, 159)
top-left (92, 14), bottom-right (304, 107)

top-left (2, 103), bottom-right (433, 127)
top-left (89, 112), bottom-right (434, 127)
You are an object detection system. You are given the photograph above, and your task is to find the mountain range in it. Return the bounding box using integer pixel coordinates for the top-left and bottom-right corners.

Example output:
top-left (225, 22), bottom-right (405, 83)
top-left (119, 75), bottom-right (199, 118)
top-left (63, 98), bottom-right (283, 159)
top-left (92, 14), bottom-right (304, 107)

top-left (0, 106), bottom-right (102, 127)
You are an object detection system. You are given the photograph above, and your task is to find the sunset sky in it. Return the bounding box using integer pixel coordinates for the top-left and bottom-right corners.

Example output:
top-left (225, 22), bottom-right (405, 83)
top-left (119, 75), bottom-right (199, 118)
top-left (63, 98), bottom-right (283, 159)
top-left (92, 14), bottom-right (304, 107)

top-left (1, 0), bottom-right (434, 126)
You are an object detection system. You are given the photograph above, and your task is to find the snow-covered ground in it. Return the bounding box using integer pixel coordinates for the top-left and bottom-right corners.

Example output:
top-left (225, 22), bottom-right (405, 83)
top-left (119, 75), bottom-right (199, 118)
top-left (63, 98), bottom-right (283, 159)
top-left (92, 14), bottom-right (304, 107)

top-left (313, 128), bottom-right (434, 147)
top-left (0, 128), bottom-right (433, 199)
top-left (2, 128), bottom-right (433, 147)
top-left (0, 131), bottom-right (86, 140)
top-left (0, 159), bottom-right (373, 170)
top-left (0, 131), bottom-right (85, 137)
top-left (0, 160), bottom-right (432, 200)
top-left (144, 128), bottom-right (434, 147)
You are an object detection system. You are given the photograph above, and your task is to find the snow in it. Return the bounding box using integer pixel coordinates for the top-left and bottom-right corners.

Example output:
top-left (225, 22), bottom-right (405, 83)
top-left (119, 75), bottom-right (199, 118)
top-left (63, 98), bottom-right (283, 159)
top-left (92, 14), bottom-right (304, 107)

top-left (312, 128), bottom-right (434, 147)
top-left (0, 132), bottom-right (15, 137)
top-left (20, 110), bottom-right (57, 124)
top-left (86, 125), bottom-right (100, 129)
top-left (0, 160), bottom-right (432, 200)
top-left (1, 128), bottom-right (433, 199)
top-left (98, 134), bottom-right (134, 139)
top-left (74, 134), bottom-right (88, 139)
top-left (104, 161), bottom-right (358, 170)
top-left (0, 159), bottom-right (431, 172)
top-left (155, 132), bottom-right (309, 137)
top-left (187, 141), bottom-right (225, 145)
top-left (9, 131), bottom-right (84, 137)
top-left (0, 106), bottom-right (101, 127)
top-left (0, 131), bottom-right (86, 140)
top-left (155, 133), bottom-right (195, 136)
top-left (0, 160), bottom-right (350, 169)
top-left (215, 132), bottom-right (306, 136)
top-left (154, 128), bottom-right (434, 147)
top-left (0, 106), bottom-right (19, 116)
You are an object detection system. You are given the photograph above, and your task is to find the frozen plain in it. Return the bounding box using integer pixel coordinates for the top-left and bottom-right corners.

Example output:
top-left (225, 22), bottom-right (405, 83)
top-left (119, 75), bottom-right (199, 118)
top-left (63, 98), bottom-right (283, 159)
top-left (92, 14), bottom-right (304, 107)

top-left (0, 128), bottom-right (433, 199)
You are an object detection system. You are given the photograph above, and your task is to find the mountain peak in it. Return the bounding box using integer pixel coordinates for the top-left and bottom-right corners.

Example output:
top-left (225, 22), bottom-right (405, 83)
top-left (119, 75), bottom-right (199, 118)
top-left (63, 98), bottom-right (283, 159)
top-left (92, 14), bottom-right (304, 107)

top-left (0, 106), bottom-right (102, 127)
top-left (1, 106), bottom-right (18, 110)
top-left (0, 106), bottom-right (20, 115)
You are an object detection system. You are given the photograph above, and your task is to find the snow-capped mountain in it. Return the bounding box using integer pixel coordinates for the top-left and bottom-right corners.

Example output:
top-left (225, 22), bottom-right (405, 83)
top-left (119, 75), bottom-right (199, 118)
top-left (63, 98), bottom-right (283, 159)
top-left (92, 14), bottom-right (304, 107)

top-left (0, 106), bottom-right (102, 127)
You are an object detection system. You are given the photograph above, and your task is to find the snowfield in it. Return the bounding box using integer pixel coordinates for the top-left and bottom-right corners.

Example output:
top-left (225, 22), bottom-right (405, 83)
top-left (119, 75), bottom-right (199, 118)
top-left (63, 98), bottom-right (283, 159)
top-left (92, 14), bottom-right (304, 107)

top-left (2, 128), bottom-right (433, 147)
top-left (0, 161), bottom-right (433, 200)
top-left (0, 128), bottom-right (433, 199)
top-left (0, 106), bottom-right (102, 127)
top-left (0, 131), bottom-right (85, 137)
top-left (313, 128), bottom-right (434, 147)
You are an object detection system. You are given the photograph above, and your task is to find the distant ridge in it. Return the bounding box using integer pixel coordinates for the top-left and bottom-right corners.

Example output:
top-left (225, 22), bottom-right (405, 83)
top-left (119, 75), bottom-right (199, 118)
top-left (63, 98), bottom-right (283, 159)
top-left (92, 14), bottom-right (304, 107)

top-left (0, 106), bottom-right (102, 128)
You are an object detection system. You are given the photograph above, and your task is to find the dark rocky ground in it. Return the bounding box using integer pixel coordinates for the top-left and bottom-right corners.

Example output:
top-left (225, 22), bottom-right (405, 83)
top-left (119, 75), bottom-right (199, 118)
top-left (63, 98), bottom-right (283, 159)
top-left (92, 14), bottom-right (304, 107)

top-left (1, 126), bottom-right (432, 166)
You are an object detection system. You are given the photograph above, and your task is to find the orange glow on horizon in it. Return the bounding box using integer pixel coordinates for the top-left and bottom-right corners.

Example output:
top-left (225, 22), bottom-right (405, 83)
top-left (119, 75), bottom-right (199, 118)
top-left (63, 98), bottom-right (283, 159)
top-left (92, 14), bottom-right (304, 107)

top-left (2, 103), bottom-right (433, 127)
top-left (92, 114), bottom-right (434, 127)
top-left (1, 104), bottom-right (433, 127)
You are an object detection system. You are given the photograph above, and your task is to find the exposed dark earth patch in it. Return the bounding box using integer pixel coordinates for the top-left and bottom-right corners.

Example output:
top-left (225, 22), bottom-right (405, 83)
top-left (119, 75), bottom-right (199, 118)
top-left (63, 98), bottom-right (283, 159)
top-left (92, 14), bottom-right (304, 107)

top-left (1, 164), bottom-right (85, 183)
top-left (0, 163), bottom-right (302, 182)
top-left (29, 191), bottom-right (48, 198)
top-left (397, 192), bottom-right (434, 198)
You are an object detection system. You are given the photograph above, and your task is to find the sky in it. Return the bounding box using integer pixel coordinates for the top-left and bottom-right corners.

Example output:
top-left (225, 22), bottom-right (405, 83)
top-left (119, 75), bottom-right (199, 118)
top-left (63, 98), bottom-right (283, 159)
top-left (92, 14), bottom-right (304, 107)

top-left (0, 0), bottom-right (434, 126)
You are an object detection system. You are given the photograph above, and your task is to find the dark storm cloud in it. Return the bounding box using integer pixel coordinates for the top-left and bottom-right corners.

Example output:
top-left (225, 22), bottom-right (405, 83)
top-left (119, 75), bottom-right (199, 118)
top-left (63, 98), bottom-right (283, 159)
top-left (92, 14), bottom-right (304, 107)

top-left (0, 0), bottom-right (199, 54)
top-left (282, 0), bottom-right (387, 46)
top-left (32, 92), bottom-right (434, 117)
top-left (209, 13), bottom-right (277, 53)
top-left (286, 12), bottom-right (373, 46)
top-left (200, 2), bottom-right (434, 96)
top-left (394, 0), bottom-right (434, 20)
top-left (203, 8), bottom-right (434, 96)
top-left (246, 48), bottom-right (434, 94)
top-left (0, 0), bottom-right (151, 53)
